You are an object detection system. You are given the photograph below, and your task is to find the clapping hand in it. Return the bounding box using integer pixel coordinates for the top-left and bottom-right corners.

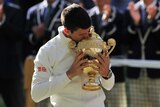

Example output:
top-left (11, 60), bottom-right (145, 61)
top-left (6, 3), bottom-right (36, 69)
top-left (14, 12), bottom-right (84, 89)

top-left (102, 4), bottom-right (112, 21)
top-left (32, 23), bottom-right (45, 38)
top-left (128, 1), bottom-right (141, 25)
top-left (0, 2), bottom-right (3, 21)
top-left (147, 5), bottom-right (158, 21)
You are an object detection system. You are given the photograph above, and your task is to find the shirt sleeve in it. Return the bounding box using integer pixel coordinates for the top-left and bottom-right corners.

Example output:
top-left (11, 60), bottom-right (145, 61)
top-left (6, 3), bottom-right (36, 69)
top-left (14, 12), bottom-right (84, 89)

top-left (31, 46), bottom-right (71, 102)
top-left (100, 71), bottom-right (115, 90)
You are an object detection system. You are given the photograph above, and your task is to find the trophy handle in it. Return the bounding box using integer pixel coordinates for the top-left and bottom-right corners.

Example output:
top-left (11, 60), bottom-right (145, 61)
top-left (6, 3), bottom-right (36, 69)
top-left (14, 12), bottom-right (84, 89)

top-left (105, 38), bottom-right (116, 55)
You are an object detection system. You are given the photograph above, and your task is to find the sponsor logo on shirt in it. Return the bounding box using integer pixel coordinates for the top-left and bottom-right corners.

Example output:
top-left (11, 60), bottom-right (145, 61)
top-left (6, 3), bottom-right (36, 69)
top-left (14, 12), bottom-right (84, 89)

top-left (37, 66), bottom-right (47, 72)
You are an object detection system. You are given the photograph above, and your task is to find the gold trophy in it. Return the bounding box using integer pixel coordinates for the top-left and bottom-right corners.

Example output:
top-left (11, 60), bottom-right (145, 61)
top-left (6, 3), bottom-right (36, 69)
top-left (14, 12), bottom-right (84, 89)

top-left (76, 27), bottom-right (116, 91)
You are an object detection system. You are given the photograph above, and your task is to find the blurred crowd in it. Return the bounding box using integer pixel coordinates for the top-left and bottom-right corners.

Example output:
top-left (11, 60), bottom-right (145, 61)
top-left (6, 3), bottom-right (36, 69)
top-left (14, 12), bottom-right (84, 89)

top-left (0, 0), bottom-right (160, 107)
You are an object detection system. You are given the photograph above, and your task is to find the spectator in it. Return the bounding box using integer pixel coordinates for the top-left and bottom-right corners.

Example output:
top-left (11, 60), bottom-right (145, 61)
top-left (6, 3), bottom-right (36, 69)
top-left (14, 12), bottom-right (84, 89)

top-left (124, 0), bottom-right (160, 106)
top-left (0, 0), bottom-right (25, 107)
top-left (25, 0), bottom-right (70, 57)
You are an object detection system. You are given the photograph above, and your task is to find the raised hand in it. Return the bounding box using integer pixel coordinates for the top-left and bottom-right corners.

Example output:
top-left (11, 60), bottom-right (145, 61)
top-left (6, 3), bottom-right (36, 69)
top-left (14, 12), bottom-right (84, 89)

top-left (128, 1), bottom-right (141, 25)
top-left (147, 5), bottom-right (158, 21)
top-left (32, 23), bottom-right (45, 38)
top-left (102, 4), bottom-right (112, 21)
top-left (0, 3), bottom-right (3, 21)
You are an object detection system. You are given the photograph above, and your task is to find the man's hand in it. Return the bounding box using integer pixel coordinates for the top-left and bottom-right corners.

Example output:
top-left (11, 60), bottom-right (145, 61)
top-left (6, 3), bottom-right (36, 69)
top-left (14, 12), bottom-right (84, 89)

top-left (66, 51), bottom-right (88, 80)
top-left (147, 5), bottom-right (158, 21)
top-left (93, 50), bottom-right (110, 78)
top-left (102, 4), bottom-right (112, 21)
top-left (32, 23), bottom-right (45, 38)
top-left (0, 3), bottom-right (3, 21)
top-left (128, 1), bottom-right (140, 25)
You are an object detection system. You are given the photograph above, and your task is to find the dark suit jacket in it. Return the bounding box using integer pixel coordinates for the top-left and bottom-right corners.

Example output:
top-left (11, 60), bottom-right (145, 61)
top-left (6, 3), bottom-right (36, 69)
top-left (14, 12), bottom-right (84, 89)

top-left (124, 1), bottom-right (160, 79)
top-left (0, 2), bottom-right (24, 78)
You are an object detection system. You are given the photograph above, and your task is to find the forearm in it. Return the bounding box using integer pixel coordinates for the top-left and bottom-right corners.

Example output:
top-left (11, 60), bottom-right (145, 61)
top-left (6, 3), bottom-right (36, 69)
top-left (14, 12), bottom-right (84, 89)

top-left (31, 72), bottom-right (71, 102)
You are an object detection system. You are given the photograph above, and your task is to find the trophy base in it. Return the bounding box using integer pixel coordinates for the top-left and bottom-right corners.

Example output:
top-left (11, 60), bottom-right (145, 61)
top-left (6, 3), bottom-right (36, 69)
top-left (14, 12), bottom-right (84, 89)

top-left (82, 83), bottom-right (101, 91)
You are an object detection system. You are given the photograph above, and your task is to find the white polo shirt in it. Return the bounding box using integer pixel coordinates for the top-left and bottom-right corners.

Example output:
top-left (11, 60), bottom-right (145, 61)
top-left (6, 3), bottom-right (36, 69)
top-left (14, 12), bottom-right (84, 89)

top-left (31, 26), bottom-right (115, 107)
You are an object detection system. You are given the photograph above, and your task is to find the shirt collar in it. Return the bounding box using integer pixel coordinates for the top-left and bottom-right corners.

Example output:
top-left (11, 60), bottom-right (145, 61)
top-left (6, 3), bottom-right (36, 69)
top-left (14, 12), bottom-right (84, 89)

top-left (58, 26), bottom-right (72, 45)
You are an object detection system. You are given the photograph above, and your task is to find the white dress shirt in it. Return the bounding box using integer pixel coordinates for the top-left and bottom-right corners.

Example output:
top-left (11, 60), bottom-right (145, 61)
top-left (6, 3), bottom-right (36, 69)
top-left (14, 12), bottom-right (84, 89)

top-left (31, 26), bottom-right (115, 107)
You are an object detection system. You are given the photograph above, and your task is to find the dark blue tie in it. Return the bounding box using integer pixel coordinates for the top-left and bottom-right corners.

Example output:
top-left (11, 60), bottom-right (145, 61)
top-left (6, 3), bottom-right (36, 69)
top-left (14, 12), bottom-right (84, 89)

top-left (44, 5), bottom-right (52, 27)
top-left (142, 7), bottom-right (147, 25)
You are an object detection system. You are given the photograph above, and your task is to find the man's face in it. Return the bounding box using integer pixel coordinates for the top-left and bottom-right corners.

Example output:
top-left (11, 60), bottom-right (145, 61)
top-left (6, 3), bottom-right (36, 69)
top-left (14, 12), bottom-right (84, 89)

top-left (68, 27), bottom-right (92, 42)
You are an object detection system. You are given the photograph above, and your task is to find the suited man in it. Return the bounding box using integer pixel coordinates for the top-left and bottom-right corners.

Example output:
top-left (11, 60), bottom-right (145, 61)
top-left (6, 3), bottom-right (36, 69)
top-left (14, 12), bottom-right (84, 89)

top-left (24, 0), bottom-right (70, 56)
top-left (124, 0), bottom-right (160, 106)
top-left (24, 0), bottom-right (70, 107)
top-left (0, 0), bottom-right (25, 107)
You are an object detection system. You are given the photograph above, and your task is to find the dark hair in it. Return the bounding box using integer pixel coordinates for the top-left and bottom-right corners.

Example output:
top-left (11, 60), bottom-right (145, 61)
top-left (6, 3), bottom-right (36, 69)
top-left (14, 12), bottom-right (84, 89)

top-left (61, 3), bottom-right (91, 32)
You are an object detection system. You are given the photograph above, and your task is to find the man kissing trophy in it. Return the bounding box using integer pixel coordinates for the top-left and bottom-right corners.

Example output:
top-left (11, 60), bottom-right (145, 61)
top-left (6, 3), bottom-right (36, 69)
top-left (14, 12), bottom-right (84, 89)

top-left (75, 26), bottom-right (116, 91)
